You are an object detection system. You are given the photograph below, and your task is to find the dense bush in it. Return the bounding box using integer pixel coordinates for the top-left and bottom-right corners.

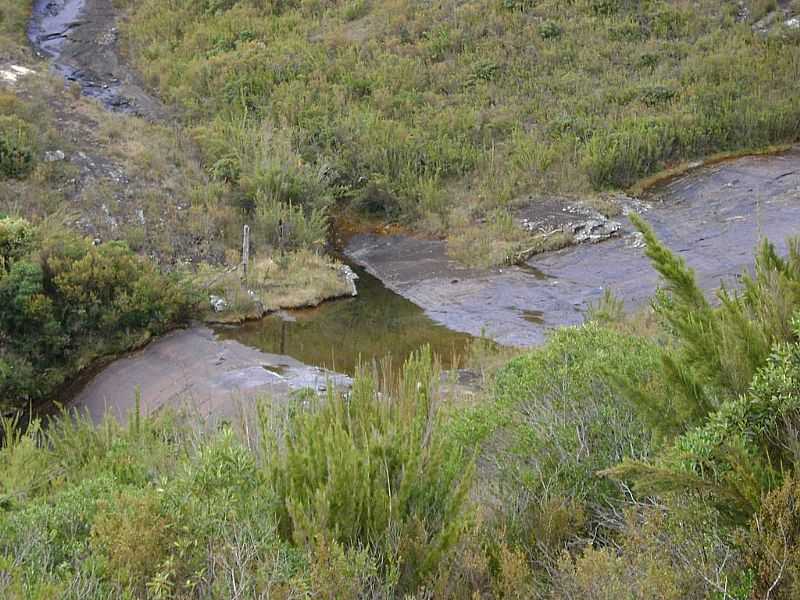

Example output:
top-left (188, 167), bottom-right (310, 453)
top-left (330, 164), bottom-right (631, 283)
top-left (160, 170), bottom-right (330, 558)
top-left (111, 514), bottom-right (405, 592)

top-left (0, 351), bottom-right (473, 598)
top-left (0, 217), bottom-right (199, 411)
top-left (607, 219), bottom-right (800, 520)
top-left (748, 476), bottom-right (800, 598)
top-left (263, 347), bottom-right (473, 593)
top-left (464, 323), bottom-right (661, 563)
top-left (0, 115), bottom-right (34, 179)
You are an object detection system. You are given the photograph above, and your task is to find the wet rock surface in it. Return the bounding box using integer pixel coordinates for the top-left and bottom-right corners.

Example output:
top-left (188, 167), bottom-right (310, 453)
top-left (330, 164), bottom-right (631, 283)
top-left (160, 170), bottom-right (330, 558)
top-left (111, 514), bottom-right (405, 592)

top-left (346, 150), bottom-right (800, 346)
top-left (29, 0), bottom-right (167, 120)
top-left (68, 326), bottom-right (351, 424)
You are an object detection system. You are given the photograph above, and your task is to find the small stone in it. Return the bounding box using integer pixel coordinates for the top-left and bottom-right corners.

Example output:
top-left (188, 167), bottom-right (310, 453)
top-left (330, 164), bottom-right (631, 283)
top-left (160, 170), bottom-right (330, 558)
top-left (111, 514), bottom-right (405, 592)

top-left (338, 264), bottom-right (359, 296)
top-left (44, 150), bottom-right (65, 162)
top-left (209, 295), bottom-right (228, 312)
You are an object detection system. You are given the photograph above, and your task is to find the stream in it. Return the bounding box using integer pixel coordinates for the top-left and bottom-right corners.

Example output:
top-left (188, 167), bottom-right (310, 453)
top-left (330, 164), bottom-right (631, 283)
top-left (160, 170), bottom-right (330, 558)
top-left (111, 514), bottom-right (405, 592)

top-left (29, 0), bottom-right (167, 118)
top-left (28, 0), bottom-right (800, 421)
top-left (216, 265), bottom-right (473, 375)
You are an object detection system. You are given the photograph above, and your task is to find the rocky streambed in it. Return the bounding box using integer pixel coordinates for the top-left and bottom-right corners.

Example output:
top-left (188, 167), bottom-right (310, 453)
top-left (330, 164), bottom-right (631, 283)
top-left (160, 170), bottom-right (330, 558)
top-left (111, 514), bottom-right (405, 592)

top-left (346, 150), bottom-right (800, 346)
top-left (29, 0), bottom-right (165, 119)
top-left (26, 0), bottom-right (800, 420)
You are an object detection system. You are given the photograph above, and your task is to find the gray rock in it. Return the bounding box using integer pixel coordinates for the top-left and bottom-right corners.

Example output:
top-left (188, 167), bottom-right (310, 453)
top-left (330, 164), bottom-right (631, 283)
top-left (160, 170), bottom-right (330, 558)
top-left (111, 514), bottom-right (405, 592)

top-left (209, 295), bottom-right (228, 312)
top-left (573, 218), bottom-right (622, 244)
top-left (339, 264), bottom-right (359, 296)
top-left (44, 150), bottom-right (65, 162)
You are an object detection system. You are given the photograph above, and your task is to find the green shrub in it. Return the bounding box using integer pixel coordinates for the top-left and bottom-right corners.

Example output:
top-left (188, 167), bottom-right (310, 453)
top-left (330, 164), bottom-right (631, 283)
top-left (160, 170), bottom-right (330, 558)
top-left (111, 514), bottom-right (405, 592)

top-left (90, 489), bottom-right (174, 593)
top-left (462, 323), bottom-right (660, 561)
top-left (623, 217), bottom-right (800, 434)
top-left (748, 476), bottom-right (800, 599)
top-left (0, 218), bottom-right (199, 410)
top-left (262, 347), bottom-right (473, 593)
top-left (0, 115), bottom-right (34, 179)
top-left (492, 323), bottom-right (659, 502)
top-left (254, 197), bottom-right (329, 252)
top-left (0, 215), bottom-right (34, 270)
top-left (538, 20), bottom-right (563, 39)
top-left (606, 222), bottom-right (800, 523)
top-left (551, 503), bottom-right (749, 599)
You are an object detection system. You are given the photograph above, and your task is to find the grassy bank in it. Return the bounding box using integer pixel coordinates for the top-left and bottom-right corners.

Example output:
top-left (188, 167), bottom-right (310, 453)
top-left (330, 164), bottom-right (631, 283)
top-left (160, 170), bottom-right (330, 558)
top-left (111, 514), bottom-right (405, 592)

top-left (196, 250), bottom-right (355, 323)
top-left (120, 0), bottom-right (800, 243)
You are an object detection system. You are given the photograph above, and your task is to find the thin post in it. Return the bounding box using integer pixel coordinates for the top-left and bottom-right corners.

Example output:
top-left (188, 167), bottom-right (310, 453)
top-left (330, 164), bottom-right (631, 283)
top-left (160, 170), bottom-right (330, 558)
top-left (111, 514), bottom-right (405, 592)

top-left (242, 224), bottom-right (250, 282)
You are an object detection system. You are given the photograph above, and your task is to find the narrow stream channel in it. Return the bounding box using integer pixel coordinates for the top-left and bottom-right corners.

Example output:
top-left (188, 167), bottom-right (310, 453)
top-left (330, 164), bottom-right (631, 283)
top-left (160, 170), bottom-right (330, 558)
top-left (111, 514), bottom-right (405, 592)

top-left (26, 0), bottom-right (482, 422)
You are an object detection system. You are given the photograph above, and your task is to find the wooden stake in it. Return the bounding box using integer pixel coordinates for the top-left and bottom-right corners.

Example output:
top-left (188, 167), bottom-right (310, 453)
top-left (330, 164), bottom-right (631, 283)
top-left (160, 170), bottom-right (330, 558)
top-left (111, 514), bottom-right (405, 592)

top-left (242, 224), bottom-right (250, 282)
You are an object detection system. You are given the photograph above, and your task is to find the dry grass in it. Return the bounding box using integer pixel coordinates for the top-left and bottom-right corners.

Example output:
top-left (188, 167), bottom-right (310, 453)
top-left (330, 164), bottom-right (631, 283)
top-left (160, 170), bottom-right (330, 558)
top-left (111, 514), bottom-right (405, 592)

top-left (196, 250), bottom-right (354, 323)
top-left (628, 143), bottom-right (795, 197)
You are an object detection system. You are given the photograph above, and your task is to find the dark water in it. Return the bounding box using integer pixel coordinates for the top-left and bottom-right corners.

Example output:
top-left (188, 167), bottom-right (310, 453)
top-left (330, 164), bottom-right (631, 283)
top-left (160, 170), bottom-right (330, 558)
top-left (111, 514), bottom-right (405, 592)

top-left (216, 266), bottom-right (476, 374)
top-left (28, 0), bottom-right (84, 58)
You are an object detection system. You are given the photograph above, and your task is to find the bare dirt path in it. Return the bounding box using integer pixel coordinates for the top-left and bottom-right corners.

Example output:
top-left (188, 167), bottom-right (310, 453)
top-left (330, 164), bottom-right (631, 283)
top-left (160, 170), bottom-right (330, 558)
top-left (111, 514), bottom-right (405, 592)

top-left (346, 150), bottom-right (800, 346)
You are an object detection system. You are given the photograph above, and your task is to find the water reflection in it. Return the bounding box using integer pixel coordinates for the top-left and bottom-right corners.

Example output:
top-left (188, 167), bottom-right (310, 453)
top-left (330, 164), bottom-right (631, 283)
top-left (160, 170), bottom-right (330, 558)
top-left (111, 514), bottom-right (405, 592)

top-left (216, 266), bottom-right (476, 374)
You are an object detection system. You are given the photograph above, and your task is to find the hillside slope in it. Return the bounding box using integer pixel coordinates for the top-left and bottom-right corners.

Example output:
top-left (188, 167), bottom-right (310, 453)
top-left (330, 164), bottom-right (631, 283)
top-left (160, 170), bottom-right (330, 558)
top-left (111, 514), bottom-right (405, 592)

top-left (122, 0), bottom-right (800, 241)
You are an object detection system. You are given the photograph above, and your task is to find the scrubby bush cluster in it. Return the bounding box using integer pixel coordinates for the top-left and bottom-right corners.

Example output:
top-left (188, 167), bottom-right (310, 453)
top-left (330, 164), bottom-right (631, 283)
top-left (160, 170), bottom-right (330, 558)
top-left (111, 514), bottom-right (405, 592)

top-left (0, 217), bottom-right (198, 411)
top-left (0, 115), bottom-right (34, 180)
top-left (121, 0), bottom-right (800, 237)
top-left (0, 350), bottom-right (477, 598)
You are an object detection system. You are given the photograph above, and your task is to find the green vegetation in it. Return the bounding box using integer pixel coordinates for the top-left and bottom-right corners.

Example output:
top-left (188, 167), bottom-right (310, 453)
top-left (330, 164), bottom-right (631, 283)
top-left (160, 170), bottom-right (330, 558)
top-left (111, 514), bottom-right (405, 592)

top-left (0, 0), bottom-right (32, 59)
top-left (0, 6), bottom-right (358, 409)
top-left (0, 115), bottom-right (34, 179)
top-left (0, 217), bottom-right (198, 411)
top-left (7, 0), bottom-right (800, 597)
top-left (8, 222), bottom-right (800, 597)
top-left (196, 249), bottom-right (354, 323)
top-left (121, 0), bottom-right (800, 249)
top-left (0, 350), bottom-right (476, 598)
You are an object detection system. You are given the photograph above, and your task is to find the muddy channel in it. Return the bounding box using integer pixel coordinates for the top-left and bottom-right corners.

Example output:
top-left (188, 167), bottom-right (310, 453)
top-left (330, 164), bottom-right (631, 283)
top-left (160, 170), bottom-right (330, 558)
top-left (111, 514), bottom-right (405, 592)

top-left (28, 0), bottom-right (800, 420)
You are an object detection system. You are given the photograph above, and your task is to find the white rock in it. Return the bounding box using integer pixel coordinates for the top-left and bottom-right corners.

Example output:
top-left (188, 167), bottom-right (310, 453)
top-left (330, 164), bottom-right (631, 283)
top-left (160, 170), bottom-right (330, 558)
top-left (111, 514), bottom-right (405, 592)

top-left (209, 295), bottom-right (228, 312)
top-left (44, 150), bottom-right (65, 162)
top-left (0, 64), bottom-right (34, 84)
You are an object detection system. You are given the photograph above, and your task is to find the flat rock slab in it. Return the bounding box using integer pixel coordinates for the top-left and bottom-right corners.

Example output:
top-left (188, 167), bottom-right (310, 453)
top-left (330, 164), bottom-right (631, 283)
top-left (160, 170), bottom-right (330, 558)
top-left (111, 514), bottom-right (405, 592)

top-left (346, 150), bottom-right (800, 347)
top-left (68, 326), bottom-right (350, 423)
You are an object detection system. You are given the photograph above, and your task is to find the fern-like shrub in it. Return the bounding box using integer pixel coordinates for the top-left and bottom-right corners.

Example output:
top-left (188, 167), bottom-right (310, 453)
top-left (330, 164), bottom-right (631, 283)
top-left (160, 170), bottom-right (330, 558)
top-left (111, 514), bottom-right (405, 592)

top-left (606, 218), bottom-right (800, 523)
top-left (260, 347), bottom-right (473, 592)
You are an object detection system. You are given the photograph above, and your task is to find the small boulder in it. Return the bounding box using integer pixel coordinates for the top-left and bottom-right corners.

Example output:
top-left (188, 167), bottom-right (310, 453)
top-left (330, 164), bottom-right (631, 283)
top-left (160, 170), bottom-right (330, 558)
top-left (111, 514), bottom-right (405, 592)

top-left (44, 150), bottom-right (65, 162)
top-left (209, 295), bottom-right (228, 312)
